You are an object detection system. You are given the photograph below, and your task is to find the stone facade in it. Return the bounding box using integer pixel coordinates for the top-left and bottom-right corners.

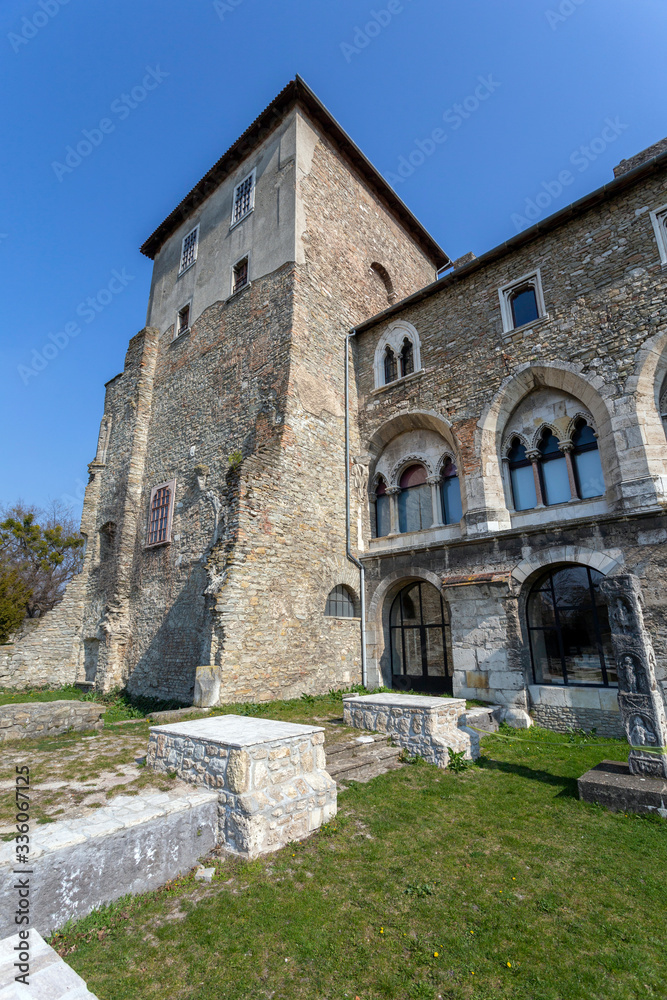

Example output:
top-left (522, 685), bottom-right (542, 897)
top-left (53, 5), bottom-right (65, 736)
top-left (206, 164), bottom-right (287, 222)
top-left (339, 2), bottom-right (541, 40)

top-left (0, 700), bottom-right (106, 742)
top-left (146, 715), bottom-right (336, 857)
top-left (343, 693), bottom-right (479, 765)
top-left (3, 78), bottom-right (667, 744)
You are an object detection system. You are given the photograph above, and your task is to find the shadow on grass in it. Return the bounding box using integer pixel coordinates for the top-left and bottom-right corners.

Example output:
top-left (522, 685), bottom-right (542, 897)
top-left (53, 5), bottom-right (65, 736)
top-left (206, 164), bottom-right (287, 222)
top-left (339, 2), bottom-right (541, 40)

top-left (476, 755), bottom-right (579, 797)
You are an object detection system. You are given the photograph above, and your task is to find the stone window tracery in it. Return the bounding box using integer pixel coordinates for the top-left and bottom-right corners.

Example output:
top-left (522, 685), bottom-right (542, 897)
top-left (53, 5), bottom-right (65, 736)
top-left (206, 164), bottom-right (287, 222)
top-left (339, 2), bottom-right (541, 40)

top-left (384, 345), bottom-right (397, 384)
top-left (373, 321), bottom-right (422, 388)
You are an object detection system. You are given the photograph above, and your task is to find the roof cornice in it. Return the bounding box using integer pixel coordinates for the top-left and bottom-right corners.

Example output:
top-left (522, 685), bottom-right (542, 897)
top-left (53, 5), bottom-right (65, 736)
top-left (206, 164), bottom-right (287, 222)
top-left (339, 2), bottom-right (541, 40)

top-left (139, 76), bottom-right (449, 268)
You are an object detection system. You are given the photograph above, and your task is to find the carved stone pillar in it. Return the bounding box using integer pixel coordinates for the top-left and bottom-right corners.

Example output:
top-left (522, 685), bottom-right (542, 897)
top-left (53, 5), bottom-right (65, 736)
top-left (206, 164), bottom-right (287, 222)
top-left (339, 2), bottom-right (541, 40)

top-left (559, 440), bottom-right (578, 500)
top-left (599, 574), bottom-right (667, 778)
top-left (526, 449), bottom-right (544, 507)
top-left (427, 475), bottom-right (444, 527)
top-left (386, 487), bottom-right (401, 535)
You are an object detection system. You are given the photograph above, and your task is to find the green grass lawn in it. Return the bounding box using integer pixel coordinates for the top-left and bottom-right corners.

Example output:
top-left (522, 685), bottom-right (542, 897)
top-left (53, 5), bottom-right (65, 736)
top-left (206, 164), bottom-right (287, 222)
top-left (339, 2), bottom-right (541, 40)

top-left (50, 725), bottom-right (667, 1000)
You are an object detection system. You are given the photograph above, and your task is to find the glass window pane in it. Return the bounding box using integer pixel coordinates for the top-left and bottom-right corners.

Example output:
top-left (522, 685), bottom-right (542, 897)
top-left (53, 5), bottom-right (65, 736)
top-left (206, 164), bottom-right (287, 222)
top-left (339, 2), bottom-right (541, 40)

top-left (511, 464), bottom-right (537, 510)
top-left (420, 584), bottom-right (443, 625)
top-left (541, 455), bottom-right (571, 505)
top-left (551, 566), bottom-right (591, 607)
top-left (376, 495), bottom-right (390, 537)
top-left (511, 287), bottom-right (539, 327)
top-left (528, 589), bottom-right (556, 627)
top-left (573, 448), bottom-right (605, 499)
top-left (424, 628), bottom-right (446, 676)
top-left (400, 585), bottom-right (420, 626)
top-left (530, 629), bottom-right (565, 684)
top-left (442, 476), bottom-right (463, 524)
top-left (403, 628), bottom-right (422, 676)
top-left (398, 485), bottom-right (430, 532)
top-left (390, 627), bottom-right (405, 674)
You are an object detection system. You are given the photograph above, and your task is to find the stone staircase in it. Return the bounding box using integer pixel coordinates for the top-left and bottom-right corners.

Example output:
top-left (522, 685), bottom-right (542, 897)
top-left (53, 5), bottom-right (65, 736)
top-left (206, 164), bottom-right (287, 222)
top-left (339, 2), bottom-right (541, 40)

top-left (324, 733), bottom-right (404, 786)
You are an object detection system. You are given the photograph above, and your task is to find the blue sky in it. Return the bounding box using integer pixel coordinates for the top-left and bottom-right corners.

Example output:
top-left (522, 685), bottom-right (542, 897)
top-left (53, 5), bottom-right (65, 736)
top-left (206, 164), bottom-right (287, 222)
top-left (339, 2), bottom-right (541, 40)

top-left (1, 0), bottom-right (665, 521)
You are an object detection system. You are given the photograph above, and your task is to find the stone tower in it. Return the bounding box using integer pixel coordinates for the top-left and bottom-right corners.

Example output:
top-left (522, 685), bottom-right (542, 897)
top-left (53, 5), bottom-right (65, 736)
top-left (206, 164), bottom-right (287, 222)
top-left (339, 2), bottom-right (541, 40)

top-left (2, 78), bottom-right (447, 703)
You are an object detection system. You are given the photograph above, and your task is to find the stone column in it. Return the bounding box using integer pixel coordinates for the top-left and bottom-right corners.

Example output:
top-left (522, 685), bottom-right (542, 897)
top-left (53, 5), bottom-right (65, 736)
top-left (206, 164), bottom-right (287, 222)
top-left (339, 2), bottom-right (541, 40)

top-left (526, 450), bottom-right (545, 506)
top-left (386, 487), bottom-right (401, 535)
top-left (599, 574), bottom-right (667, 778)
top-left (559, 440), bottom-right (578, 500)
top-left (427, 475), bottom-right (444, 527)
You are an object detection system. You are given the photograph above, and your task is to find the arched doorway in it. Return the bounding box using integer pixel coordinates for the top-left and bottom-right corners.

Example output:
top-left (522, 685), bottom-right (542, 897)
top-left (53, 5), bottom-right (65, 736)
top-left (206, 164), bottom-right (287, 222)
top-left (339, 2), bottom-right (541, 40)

top-left (389, 581), bottom-right (452, 694)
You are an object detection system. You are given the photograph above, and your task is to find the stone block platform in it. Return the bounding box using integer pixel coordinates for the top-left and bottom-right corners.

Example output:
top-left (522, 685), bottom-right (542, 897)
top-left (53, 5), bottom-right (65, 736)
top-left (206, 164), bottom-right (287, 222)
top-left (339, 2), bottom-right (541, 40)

top-left (147, 716), bottom-right (337, 858)
top-left (0, 930), bottom-right (99, 999)
top-left (578, 759), bottom-right (667, 817)
top-left (343, 693), bottom-right (479, 766)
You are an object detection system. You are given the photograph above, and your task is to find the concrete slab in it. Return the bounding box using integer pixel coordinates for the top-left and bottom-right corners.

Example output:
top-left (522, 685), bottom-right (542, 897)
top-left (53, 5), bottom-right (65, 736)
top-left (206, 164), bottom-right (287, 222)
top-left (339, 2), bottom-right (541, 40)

top-left (0, 929), bottom-right (99, 998)
top-left (578, 759), bottom-right (667, 817)
top-left (149, 714), bottom-right (324, 747)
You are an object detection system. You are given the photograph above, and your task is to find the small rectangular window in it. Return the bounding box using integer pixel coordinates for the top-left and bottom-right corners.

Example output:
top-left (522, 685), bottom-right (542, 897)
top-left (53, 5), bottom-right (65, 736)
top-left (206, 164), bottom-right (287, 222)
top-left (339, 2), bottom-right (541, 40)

top-left (232, 256), bottom-right (249, 295)
top-left (498, 270), bottom-right (546, 334)
top-left (179, 226), bottom-right (199, 275)
top-left (232, 171), bottom-right (255, 226)
top-left (146, 480), bottom-right (176, 547)
top-left (176, 303), bottom-right (190, 336)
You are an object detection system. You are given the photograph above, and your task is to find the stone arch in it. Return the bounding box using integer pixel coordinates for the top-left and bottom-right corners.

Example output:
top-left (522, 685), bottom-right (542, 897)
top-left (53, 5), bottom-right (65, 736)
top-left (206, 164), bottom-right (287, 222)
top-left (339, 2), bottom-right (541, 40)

top-left (477, 363), bottom-right (618, 517)
top-left (370, 262), bottom-right (396, 305)
top-left (373, 321), bottom-right (422, 388)
top-left (510, 545), bottom-right (623, 592)
top-left (625, 328), bottom-right (667, 489)
top-left (530, 422), bottom-right (562, 451)
top-left (368, 410), bottom-right (459, 466)
top-left (389, 454), bottom-right (435, 487)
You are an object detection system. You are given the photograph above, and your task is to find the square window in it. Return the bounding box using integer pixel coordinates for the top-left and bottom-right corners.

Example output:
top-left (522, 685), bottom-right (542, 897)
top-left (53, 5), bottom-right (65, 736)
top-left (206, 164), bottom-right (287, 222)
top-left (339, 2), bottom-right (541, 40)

top-left (498, 270), bottom-right (546, 334)
top-left (176, 303), bottom-right (190, 337)
top-left (231, 170), bottom-right (255, 226)
top-left (232, 256), bottom-right (249, 295)
top-left (146, 480), bottom-right (176, 547)
top-left (649, 205), bottom-right (667, 265)
top-left (179, 226), bottom-right (199, 275)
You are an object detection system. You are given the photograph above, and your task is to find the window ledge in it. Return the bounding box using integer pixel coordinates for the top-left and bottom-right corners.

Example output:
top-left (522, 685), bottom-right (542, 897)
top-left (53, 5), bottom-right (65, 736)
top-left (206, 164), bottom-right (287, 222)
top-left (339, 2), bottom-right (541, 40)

top-left (510, 496), bottom-right (607, 528)
top-left (226, 282), bottom-right (252, 303)
top-left (229, 207), bottom-right (254, 232)
top-left (177, 262), bottom-right (196, 279)
top-left (501, 314), bottom-right (550, 340)
top-left (144, 540), bottom-right (171, 550)
top-left (371, 368), bottom-right (426, 396)
top-left (170, 327), bottom-right (191, 344)
top-left (326, 616), bottom-right (361, 622)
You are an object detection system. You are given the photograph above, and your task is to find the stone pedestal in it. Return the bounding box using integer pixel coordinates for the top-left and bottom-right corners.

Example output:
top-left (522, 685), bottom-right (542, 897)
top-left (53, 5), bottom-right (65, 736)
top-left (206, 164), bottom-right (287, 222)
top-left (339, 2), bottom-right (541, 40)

top-left (342, 693), bottom-right (479, 766)
top-left (578, 759), bottom-right (667, 817)
top-left (147, 716), bottom-right (337, 858)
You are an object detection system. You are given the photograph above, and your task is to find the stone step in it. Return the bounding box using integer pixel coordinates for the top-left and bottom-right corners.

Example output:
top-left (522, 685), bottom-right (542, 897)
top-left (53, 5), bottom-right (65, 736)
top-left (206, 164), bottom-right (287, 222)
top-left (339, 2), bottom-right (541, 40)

top-left (465, 704), bottom-right (502, 733)
top-left (324, 735), bottom-right (404, 787)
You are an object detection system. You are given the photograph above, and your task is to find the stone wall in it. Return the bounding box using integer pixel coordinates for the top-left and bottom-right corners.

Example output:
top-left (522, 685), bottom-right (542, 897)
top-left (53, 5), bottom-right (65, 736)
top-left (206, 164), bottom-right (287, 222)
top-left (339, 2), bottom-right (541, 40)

top-left (529, 704), bottom-right (624, 738)
top-left (0, 700), bottom-right (106, 742)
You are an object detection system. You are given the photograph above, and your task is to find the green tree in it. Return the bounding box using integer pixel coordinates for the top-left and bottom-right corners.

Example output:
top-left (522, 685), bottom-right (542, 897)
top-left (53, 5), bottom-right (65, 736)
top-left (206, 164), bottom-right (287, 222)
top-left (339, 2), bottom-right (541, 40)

top-left (0, 566), bottom-right (32, 643)
top-left (0, 502), bottom-right (84, 619)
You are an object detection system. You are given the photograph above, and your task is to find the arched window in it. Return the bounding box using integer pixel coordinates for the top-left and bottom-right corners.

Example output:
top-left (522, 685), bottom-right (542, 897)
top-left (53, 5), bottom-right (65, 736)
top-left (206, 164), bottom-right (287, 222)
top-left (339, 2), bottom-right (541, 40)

top-left (510, 285), bottom-right (539, 328)
top-left (325, 585), bottom-right (357, 618)
top-left (390, 581), bottom-right (452, 694)
top-left (508, 438), bottom-right (537, 511)
top-left (370, 262), bottom-right (396, 304)
top-left (397, 464), bottom-right (432, 533)
top-left (384, 346), bottom-right (398, 384)
top-left (399, 338), bottom-right (414, 378)
top-left (440, 458), bottom-right (463, 524)
top-left (537, 429), bottom-right (570, 506)
top-left (571, 420), bottom-right (604, 498)
top-left (374, 479), bottom-right (391, 537)
top-left (527, 565), bottom-right (617, 686)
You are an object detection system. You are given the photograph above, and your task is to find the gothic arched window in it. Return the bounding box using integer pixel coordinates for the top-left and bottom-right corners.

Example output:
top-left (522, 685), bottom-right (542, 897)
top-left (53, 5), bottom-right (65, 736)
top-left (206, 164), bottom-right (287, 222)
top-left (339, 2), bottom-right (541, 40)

top-left (537, 429), bottom-right (570, 506)
top-left (384, 346), bottom-right (398, 385)
top-left (399, 338), bottom-right (414, 378)
top-left (508, 438), bottom-right (536, 511)
top-left (374, 479), bottom-right (391, 538)
top-left (325, 585), bottom-right (357, 618)
top-left (571, 420), bottom-right (605, 499)
top-left (397, 464), bottom-right (432, 533)
top-left (440, 458), bottom-right (463, 524)
top-left (527, 565), bottom-right (617, 686)
top-left (510, 285), bottom-right (539, 328)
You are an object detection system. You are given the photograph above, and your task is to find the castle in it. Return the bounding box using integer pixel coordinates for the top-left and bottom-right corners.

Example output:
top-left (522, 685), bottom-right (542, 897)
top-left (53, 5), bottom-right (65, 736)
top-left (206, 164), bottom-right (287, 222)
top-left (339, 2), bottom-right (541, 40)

top-left (4, 78), bottom-right (667, 743)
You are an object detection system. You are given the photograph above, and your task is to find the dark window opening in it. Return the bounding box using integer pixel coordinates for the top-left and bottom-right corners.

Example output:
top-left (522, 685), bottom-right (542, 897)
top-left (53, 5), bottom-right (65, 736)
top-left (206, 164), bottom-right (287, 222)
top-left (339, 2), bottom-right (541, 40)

top-left (399, 338), bottom-right (414, 378)
top-left (233, 173), bottom-right (254, 224)
top-left (384, 345), bottom-right (398, 384)
top-left (325, 585), bottom-right (356, 618)
top-left (232, 257), bottom-right (249, 294)
top-left (510, 285), bottom-right (539, 328)
top-left (177, 304), bottom-right (190, 335)
top-left (374, 479), bottom-right (391, 537)
top-left (528, 565), bottom-right (617, 686)
top-left (390, 581), bottom-right (452, 695)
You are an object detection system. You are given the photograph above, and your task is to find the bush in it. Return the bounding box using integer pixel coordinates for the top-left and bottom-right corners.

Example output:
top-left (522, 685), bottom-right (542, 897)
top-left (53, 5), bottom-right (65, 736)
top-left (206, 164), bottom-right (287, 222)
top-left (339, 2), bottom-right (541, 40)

top-left (0, 566), bottom-right (32, 643)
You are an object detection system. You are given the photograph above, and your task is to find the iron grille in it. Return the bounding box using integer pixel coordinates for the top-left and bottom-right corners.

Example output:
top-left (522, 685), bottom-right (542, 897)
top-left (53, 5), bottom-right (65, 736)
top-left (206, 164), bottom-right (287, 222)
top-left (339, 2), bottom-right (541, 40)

top-left (233, 174), bottom-right (254, 224)
top-left (180, 228), bottom-right (198, 273)
top-left (148, 486), bottom-right (171, 545)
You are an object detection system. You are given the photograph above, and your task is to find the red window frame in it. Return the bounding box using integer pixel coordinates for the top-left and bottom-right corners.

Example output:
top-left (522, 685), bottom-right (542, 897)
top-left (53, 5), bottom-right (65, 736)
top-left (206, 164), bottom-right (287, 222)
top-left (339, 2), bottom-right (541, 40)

top-left (146, 479), bottom-right (176, 547)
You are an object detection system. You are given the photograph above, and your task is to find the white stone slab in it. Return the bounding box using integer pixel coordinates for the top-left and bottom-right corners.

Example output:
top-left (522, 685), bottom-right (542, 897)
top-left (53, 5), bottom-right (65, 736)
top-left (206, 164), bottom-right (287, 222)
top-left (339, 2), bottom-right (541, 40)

top-left (0, 929), bottom-right (99, 998)
top-left (149, 714), bottom-right (324, 747)
top-left (343, 693), bottom-right (460, 710)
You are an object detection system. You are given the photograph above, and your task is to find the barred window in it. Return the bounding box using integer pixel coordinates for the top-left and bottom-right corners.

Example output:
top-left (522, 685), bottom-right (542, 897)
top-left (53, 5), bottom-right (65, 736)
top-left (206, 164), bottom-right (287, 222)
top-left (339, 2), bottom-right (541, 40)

top-left (232, 171), bottom-right (255, 225)
top-left (176, 303), bottom-right (190, 336)
top-left (179, 226), bottom-right (199, 274)
top-left (147, 480), bottom-right (176, 547)
top-left (232, 256), bottom-right (249, 294)
top-left (325, 585), bottom-right (357, 618)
